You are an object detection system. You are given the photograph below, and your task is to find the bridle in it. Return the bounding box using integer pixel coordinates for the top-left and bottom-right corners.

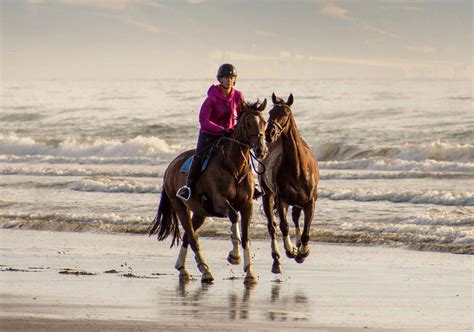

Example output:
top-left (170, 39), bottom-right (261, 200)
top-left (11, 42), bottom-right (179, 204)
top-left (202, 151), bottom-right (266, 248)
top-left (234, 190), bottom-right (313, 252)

top-left (267, 104), bottom-right (291, 139)
top-left (213, 111), bottom-right (267, 181)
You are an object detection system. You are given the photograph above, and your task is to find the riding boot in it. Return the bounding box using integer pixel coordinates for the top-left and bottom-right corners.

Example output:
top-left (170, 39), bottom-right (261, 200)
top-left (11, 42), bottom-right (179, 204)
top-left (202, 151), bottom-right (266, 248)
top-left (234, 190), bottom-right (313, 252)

top-left (176, 155), bottom-right (202, 201)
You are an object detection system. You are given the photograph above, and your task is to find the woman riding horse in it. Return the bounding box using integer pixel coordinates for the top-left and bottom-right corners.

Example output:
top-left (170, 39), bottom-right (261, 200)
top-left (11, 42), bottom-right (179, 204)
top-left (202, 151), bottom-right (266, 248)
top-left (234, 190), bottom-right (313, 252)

top-left (149, 99), bottom-right (268, 284)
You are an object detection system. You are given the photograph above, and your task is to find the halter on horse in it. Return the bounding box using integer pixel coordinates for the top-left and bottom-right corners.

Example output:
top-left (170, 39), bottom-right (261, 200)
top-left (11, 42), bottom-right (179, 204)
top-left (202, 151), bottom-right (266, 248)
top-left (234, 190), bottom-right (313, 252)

top-left (149, 100), bottom-right (268, 284)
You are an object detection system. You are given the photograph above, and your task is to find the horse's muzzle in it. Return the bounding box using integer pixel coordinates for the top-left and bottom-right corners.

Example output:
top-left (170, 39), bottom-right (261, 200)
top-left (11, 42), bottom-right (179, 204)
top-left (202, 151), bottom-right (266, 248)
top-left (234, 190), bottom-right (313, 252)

top-left (265, 128), bottom-right (276, 143)
top-left (254, 144), bottom-right (268, 159)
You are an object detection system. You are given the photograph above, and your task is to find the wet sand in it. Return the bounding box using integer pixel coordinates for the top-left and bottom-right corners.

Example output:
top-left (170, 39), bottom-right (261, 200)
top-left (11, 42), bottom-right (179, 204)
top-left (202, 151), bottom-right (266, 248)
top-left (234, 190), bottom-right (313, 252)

top-left (0, 229), bottom-right (471, 331)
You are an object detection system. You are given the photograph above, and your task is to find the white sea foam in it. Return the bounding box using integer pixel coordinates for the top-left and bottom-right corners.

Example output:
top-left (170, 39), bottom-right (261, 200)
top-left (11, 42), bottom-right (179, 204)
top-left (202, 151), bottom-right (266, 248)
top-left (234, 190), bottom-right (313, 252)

top-left (320, 188), bottom-right (474, 206)
top-left (0, 166), bottom-right (163, 178)
top-left (315, 141), bottom-right (474, 163)
top-left (320, 158), bottom-right (474, 173)
top-left (71, 177), bottom-right (161, 193)
top-left (0, 134), bottom-right (181, 162)
top-left (0, 211), bottom-right (149, 225)
top-left (1, 210), bottom-right (472, 253)
top-left (340, 221), bottom-right (473, 245)
top-left (321, 170), bottom-right (473, 180)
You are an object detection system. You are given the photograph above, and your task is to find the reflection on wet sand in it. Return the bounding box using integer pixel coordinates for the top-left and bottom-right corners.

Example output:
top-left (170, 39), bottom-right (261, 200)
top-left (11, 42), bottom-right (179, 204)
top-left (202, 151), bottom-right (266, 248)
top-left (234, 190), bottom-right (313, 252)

top-left (228, 283), bottom-right (255, 320)
top-left (266, 284), bottom-right (309, 322)
top-left (175, 280), bottom-right (211, 306)
top-left (228, 282), bottom-right (310, 322)
top-left (163, 279), bottom-right (310, 323)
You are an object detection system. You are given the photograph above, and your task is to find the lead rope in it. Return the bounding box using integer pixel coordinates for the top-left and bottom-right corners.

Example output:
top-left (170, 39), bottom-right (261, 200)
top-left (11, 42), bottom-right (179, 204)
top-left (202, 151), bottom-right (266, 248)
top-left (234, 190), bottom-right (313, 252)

top-left (217, 136), bottom-right (266, 178)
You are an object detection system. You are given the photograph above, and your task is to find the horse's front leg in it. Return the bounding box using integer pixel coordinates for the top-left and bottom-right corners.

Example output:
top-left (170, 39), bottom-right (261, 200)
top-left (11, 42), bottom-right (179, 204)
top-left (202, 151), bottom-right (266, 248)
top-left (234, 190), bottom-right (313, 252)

top-left (278, 200), bottom-right (297, 258)
top-left (228, 209), bottom-right (241, 265)
top-left (292, 207), bottom-right (302, 248)
top-left (240, 203), bottom-right (257, 284)
top-left (295, 201), bottom-right (314, 264)
top-left (263, 192), bottom-right (282, 274)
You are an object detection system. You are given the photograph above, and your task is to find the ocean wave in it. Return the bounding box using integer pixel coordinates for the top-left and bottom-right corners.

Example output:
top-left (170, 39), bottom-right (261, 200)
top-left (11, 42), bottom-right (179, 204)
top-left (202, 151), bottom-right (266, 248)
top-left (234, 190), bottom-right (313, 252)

top-left (1, 211), bottom-right (471, 254)
top-left (0, 113), bottom-right (45, 122)
top-left (0, 200), bottom-right (16, 208)
top-left (319, 188), bottom-right (474, 206)
top-left (321, 170), bottom-right (473, 180)
top-left (340, 221), bottom-right (472, 242)
top-left (2, 165), bottom-right (471, 183)
top-left (320, 158), bottom-right (474, 173)
top-left (312, 229), bottom-right (473, 254)
top-left (315, 141), bottom-right (473, 163)
top-left (71, 177), bottom-right (161, 193)
top-left (0, 211), bottom-right (150, 234)
top-left (0, 134), bottom-right (181, 161)
top-left (0, 166), bottom-right (164, 178)
top-left (0, 155), bottom-right (165, 165)
top-left (448, 96), bottom-right (472, 101)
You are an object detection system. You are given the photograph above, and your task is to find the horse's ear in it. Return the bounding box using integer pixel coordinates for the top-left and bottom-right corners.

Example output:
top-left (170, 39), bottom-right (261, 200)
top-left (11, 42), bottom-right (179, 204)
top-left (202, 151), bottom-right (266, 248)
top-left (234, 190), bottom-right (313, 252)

top-left (287, 93), bottom-right (294, 106)
top-left (272, 93), bottom-right (277, 104)
top-left (258, 98), bottom-right (267, 112)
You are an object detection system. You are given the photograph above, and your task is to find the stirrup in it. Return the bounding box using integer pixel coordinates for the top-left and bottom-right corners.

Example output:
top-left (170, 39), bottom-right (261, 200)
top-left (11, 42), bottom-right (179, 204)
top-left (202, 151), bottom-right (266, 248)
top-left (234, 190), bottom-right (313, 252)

top-left (176, 186), bottom-right (191, 201)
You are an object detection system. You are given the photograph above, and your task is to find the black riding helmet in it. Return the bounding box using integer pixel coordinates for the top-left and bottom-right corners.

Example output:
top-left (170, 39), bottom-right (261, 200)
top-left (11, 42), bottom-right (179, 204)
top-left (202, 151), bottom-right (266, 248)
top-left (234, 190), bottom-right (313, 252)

top-left (217, 63), bottom-right (237, 85)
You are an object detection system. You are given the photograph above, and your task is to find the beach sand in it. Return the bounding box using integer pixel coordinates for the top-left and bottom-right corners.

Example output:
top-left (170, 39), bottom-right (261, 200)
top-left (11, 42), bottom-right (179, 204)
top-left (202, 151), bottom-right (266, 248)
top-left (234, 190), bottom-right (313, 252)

top-left (0, 229), bottom-right (471, 331)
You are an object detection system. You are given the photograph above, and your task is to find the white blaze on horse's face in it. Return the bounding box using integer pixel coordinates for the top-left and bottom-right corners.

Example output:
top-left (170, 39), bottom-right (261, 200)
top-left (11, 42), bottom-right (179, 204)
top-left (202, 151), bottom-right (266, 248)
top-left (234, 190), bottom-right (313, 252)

top-left (248, 113), bottom-right (267, 159)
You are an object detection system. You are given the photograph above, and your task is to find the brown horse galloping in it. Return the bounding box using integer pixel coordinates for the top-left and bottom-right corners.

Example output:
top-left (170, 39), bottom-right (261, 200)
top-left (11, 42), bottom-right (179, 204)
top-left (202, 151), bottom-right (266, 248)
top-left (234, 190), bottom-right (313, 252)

top-left (149, 100), bottom-right (268, 284)
top-left (259, 93), bottom-right (319, 274)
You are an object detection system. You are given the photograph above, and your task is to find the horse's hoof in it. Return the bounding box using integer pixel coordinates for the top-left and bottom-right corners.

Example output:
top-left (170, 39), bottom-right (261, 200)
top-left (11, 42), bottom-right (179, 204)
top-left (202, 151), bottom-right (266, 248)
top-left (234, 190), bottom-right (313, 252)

top-left (285, 248), bottom-right (297, 259)
top-left (227, 253), bottom-right (241, 265)
top-left (295, 247), bottom-right (309, 264)
top-left (295, 255), bottom-right (305, 264)
top-left (244, 272), bottom-right (257, 285)
top-left (179, 271), bottom-right (191, 282)
top-left (271, 262), bottom-right (282, 274)
top-left (201, 272), bottom-right (214, 284)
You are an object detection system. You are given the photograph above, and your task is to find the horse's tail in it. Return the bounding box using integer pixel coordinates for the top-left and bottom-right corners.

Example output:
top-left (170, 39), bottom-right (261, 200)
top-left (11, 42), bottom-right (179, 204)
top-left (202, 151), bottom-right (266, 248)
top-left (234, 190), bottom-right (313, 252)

top-left (148, 188), bottom-right (181, 247)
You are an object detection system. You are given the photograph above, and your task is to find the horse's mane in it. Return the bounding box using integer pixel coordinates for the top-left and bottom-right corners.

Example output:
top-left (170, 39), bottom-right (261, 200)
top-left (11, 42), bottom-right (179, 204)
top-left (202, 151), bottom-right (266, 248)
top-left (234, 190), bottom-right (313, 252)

top-left (236, 100), bottom-right (264, 121)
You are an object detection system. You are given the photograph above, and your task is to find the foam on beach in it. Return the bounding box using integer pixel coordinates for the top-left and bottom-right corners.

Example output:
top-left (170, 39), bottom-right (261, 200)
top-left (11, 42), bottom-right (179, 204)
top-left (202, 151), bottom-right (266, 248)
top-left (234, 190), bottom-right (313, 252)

top-left (1, 210), bottom-right (472, 254)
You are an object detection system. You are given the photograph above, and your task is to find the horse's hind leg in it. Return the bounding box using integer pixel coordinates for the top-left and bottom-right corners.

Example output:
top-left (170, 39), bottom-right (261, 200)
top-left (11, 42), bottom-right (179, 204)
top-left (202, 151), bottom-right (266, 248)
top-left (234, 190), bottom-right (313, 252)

top-left (177, 208), bottom-right (213, 283)
top-left (292, 207), bottom-right (302, 247)
top-left (175, 214), bottom-right (206, 282)
top-left (228, 209), bottom-right (241, 265)
top-left (175, 236), bottom-right (191, 282)
top-left (278, 200), bottom-right (297, 258)
top-left (263, 192), bottom-right (282, 274)
top-left (295, 201), bottom-right (314, 264)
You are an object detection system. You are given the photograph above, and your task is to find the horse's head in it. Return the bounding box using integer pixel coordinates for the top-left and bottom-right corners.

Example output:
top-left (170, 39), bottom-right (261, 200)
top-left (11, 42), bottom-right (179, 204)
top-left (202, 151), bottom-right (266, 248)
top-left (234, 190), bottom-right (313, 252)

top-left (266, 93), bottom-right (294, 143)
top-left (235, 99), bottom-right (268, 159)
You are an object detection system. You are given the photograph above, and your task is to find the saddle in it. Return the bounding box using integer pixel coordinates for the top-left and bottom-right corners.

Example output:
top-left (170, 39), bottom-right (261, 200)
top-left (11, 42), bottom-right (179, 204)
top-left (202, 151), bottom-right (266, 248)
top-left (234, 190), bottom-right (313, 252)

top-left (179, 154), bottom-right (212, 174)
top-left (179, 141), bottom-right (227, 218)
top-left (179, 137), bottom-right (226, 174)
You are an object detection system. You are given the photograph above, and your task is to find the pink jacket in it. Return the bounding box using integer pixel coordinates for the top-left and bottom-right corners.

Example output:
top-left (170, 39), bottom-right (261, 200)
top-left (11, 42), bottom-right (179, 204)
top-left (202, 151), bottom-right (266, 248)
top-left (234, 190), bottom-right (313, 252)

top-left (199, 85), bottom-right (244, 135)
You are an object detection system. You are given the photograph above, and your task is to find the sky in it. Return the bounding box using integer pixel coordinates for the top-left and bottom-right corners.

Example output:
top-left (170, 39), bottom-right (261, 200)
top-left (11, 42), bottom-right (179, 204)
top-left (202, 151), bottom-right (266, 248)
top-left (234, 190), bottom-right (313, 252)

top-left (1, 0), bottom-right (472, 80)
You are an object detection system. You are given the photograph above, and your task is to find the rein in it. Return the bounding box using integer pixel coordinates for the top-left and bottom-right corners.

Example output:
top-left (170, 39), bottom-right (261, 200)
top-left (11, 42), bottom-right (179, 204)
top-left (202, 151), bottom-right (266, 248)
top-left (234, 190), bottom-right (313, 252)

top-left (215, 136), bottom-right (266, 181)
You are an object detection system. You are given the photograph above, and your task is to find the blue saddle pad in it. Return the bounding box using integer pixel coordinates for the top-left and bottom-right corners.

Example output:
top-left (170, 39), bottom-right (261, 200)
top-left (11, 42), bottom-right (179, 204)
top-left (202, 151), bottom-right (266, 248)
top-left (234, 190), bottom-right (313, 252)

top-left (180, 155), bottom-right (211, 174)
